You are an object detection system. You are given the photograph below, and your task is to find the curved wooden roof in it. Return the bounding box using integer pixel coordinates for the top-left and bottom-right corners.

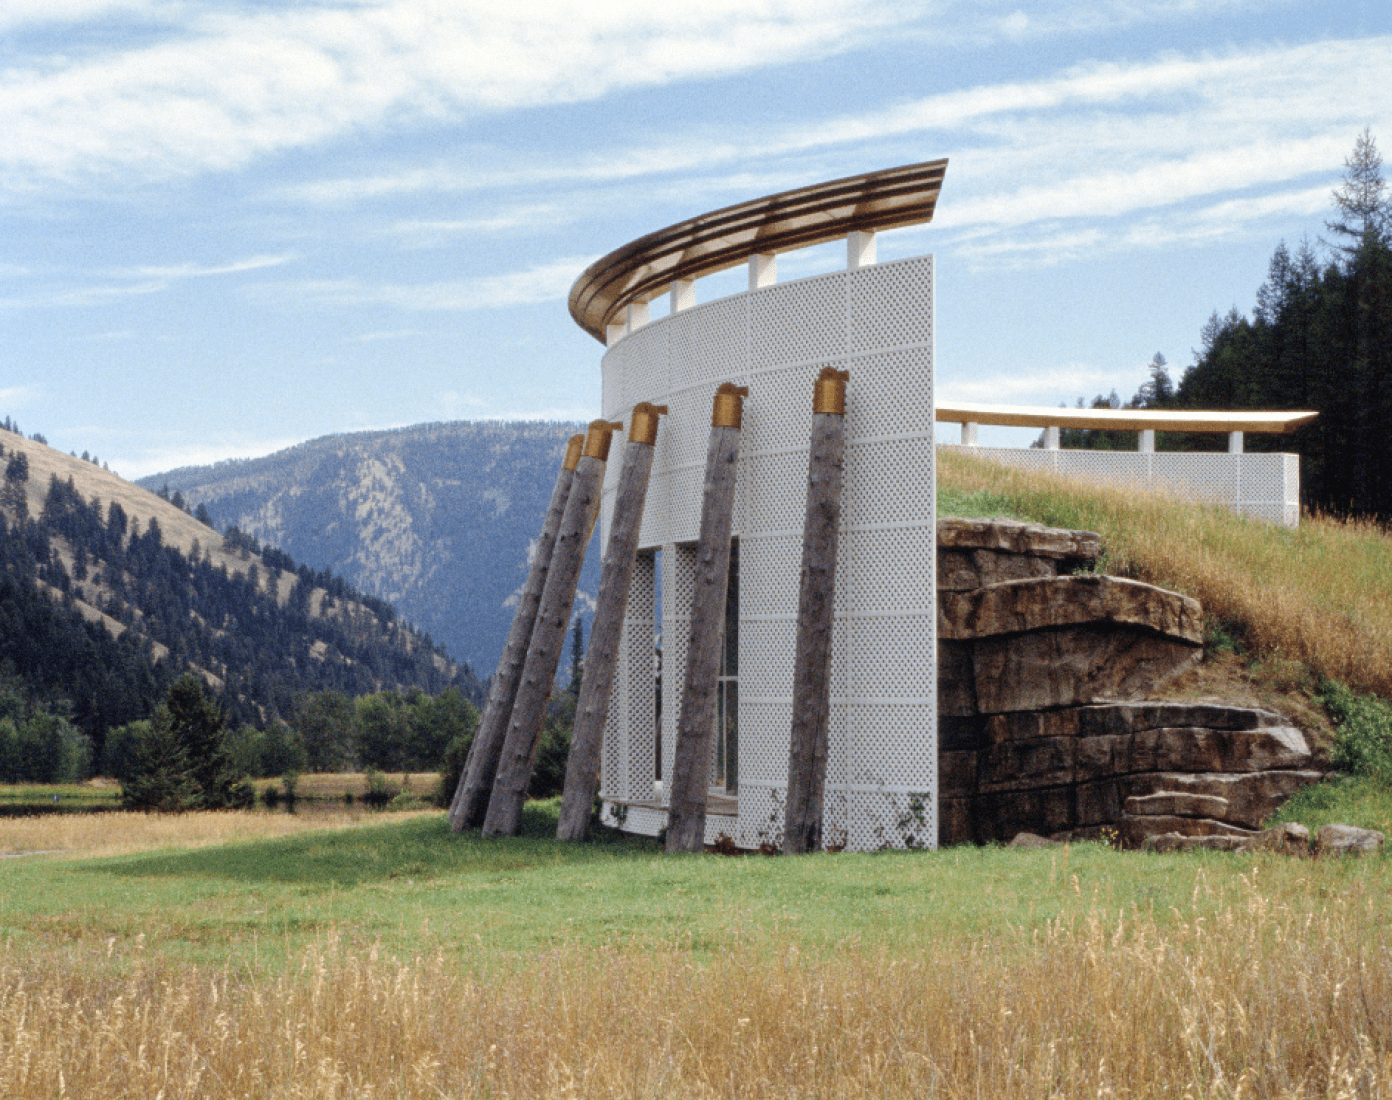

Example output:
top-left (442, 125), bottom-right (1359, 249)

top-left (936, 402), bottom-right (1318, 434)
top-left (569, 159), bottom-right (949, 342)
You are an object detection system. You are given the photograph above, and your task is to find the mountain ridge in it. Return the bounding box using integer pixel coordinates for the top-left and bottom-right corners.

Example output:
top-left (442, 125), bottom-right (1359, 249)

top-left (1, 427), bottom-right (475, 756)
top-left (141, 420), bottom-right (602, 675)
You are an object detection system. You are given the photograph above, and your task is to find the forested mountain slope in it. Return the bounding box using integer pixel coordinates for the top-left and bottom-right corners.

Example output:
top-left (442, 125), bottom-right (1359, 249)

top-left (1, 428), bottom-right (476, 760)
top-left (142, 421), bottom-right (600, 674)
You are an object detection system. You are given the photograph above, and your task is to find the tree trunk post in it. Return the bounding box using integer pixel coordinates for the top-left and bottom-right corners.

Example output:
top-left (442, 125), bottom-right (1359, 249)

top-left (665, 383), bottom-right (748, 853)
top-left (449, 435), bottom-right (583, 830)
top-left (482, 419), bottom-right (618, 838)
top-left (783, 368), bottom-right (849, 854)
top-left (558, 403), bottom-right (667, 841)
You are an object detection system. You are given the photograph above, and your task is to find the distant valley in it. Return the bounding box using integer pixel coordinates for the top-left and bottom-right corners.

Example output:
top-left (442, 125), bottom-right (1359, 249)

top-left (142, 421), bottom-right (601, 677)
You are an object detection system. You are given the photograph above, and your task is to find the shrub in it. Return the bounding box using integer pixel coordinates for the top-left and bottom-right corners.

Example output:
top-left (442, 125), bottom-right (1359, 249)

top-left (436, 728), bottom-right (473, 808)
top-left (1324, 681), bottom-right (1392, 783)
top-left (362, 769), bottom-right (395, 808)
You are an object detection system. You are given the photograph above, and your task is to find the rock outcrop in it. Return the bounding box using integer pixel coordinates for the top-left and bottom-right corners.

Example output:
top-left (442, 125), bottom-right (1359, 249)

top-left (937, 517), bottom-right (1323, 846)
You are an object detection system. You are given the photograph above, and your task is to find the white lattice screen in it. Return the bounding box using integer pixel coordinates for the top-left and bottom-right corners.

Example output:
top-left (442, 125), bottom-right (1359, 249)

top-left (597, 255), bottom-right (938, 851)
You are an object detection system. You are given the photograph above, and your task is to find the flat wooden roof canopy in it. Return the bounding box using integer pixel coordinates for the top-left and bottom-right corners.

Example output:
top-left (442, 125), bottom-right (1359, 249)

top-left (937, 402), bottom-right (1319, 434)
top-left (568, 159), bottom-right (949, 342)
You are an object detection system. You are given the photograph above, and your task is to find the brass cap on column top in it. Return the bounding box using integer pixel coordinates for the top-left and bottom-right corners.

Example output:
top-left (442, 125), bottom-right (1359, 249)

top-left (562, 434), bottom-right (585, 471)
top-left (813, 367), bottom-right (850, 415)
top-left (582, 419), bottom-right (623, 462)
top-left (628, 402), bottom-right (668, 446)
top-left (711, 383), bottom-right (751, 429)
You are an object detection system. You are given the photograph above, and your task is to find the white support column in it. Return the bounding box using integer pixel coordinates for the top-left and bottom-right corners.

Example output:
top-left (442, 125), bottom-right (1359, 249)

top-left (847, 230), bottom-right (877, 270)
top-left (961, 422), bottom-right (978, 447)
top-left (1228, 431), bottom-right (1244, 454)
top-left (1139, 429), bottom-right (1155, 454)
top-left (749, 252), bottom-right (777, 290)
top-left (1044, 425), bottom-right (1060, 451)
top-left (626, 301), bottom-right (650, 331)
top-left (606, 322), bottom-right (627, 347)
top-left (671, 279), bottom-right (696, 313)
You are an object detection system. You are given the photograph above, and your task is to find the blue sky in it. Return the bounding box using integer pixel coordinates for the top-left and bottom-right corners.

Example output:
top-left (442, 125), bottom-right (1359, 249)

top-left (3, 0), bottom-right (1390, 478)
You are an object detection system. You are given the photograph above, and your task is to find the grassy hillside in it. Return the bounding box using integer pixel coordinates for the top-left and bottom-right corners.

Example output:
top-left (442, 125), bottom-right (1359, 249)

top-left (1, 429), bottom-right (474, 751)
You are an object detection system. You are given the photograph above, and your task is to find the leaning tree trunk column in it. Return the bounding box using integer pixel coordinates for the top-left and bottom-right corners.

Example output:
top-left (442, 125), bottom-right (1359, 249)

top-left (449, 434), bottom-right (583, 830)
top-left (783, 368), bottom-right (849, 854)
top-left (665, 383), bottom-right (748, 854)
top-left (482, 419), bottom-right (618, 838)
top-left (558, 403), bottom-right (667, 841)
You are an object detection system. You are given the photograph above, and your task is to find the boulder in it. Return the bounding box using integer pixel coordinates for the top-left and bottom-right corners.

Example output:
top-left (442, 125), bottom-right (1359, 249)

top-left (1120, 815), bottom-right (1252, 848)
top-left (973, 627), bottom-right (1200, 713)
top-left (1124, 791), bottom-right (1231, 819)
top-left (1244, 822), bottom-right (1311, 855)
top-left (937, 517), bottom-right (1102, 566)
top-left (1313, 824), bottom-right (1385, 857)
top-left (1078, 703), bottom-right (1288, 737)
top-left (1123, 771), bottom-right (1324, 829)
top-left (939, 575), bottom-right (1202, 643)
top-left (1007, 831), bottom-right (1062, 848)
top-left (933, 518), bottom-right (1324, 847)
top-left (1129, 726), bottom-right (1311, 775)
top-left (1144, 832), bottom-right (1251, 853)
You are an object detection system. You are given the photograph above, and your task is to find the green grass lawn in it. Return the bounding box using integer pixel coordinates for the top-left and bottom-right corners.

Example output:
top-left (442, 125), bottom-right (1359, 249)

top-left (3, 800), bottom-right (1387, 978)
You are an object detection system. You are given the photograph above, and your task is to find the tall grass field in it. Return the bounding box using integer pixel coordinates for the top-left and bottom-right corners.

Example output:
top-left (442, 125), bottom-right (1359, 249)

top-left (2, 454), bottom-right (1390, 1098)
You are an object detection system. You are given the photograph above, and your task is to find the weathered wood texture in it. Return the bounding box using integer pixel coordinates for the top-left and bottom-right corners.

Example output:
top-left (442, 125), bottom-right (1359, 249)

top-left (557, 439), bottom-right (658, 840)
top-left (482, 452), bottom-right (607, 837)
top-left (783, 409), bottom-right (846, 853)
top-left (665, 421), bottom-right (742, 853)
top-left (450, 459), bottom-right (576, 830)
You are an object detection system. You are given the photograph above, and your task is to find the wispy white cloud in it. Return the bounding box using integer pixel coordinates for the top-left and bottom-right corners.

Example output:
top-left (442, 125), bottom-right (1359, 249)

top-left (0, 385), bottom-right (38, 409)
top-left (344, 329), bottom-right (422, 344)
top-left (1, 253), bottom-right (297, 309)
top-left (940, 363), bottom-right (1149, 405)
top-left (265, 33), bottom-right (1390, 277)
top-left (119, 254), bottom-right (295, 279)
top-left (112, 433), bottom-right (310, 481)
top-left (947, 184), bottom-right (1339, 270)
top-left (278, 255), bottom-right (594, 312)
top-left (386, 205), bottom-right (577, 247)
top-left (0, 0), bottom-right (155, 30)
top-left (1, 279), bottom-right (168, 309)
top-left (1, 0), bottom-right (905, 188)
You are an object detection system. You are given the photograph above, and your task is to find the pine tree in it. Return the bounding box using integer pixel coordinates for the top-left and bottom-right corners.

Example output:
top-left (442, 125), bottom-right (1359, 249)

top-left (1327, 128), bottom-right (1390, 252)
top-left (121, 674), bottom-right (252, 811)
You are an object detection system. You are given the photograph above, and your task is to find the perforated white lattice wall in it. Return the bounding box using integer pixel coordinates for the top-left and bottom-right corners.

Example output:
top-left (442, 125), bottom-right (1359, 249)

top-left (597, 254), bottom-right (938, 852)
top-left (942, 445), bottom-right (1302, 528)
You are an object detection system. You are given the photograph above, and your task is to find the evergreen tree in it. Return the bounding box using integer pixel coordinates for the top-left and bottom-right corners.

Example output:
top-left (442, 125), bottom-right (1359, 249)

top-left (121, 675), bottom-right (252, 810)
top-left (120, 715), bottom-right (200, 812)
top-left (1327, 127), bottom-right (1391, 251)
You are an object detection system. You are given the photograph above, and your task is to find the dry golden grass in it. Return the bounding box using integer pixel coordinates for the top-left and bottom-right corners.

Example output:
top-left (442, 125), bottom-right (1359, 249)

top-left (2, 865), bottom-right (1388, 1099)
top-left (259, 772), bottom-right (441, 799)
top-left (940, 448), bottom-right (1392, 699)
top-left (0, 808), bottom-right (434, 859)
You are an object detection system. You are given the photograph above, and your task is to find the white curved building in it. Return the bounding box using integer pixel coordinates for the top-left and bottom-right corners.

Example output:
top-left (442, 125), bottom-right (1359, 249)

top-left (570, 162), bottom-right (946, 851)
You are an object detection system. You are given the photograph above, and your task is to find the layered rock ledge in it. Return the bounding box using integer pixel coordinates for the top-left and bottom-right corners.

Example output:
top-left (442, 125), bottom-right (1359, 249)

top-left (936, 517), bottom-right (1323, 846)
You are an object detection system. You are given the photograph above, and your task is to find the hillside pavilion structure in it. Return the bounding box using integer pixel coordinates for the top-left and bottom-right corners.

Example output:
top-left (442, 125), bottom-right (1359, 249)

top-left (568, 161), bottom-right (946, 851)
